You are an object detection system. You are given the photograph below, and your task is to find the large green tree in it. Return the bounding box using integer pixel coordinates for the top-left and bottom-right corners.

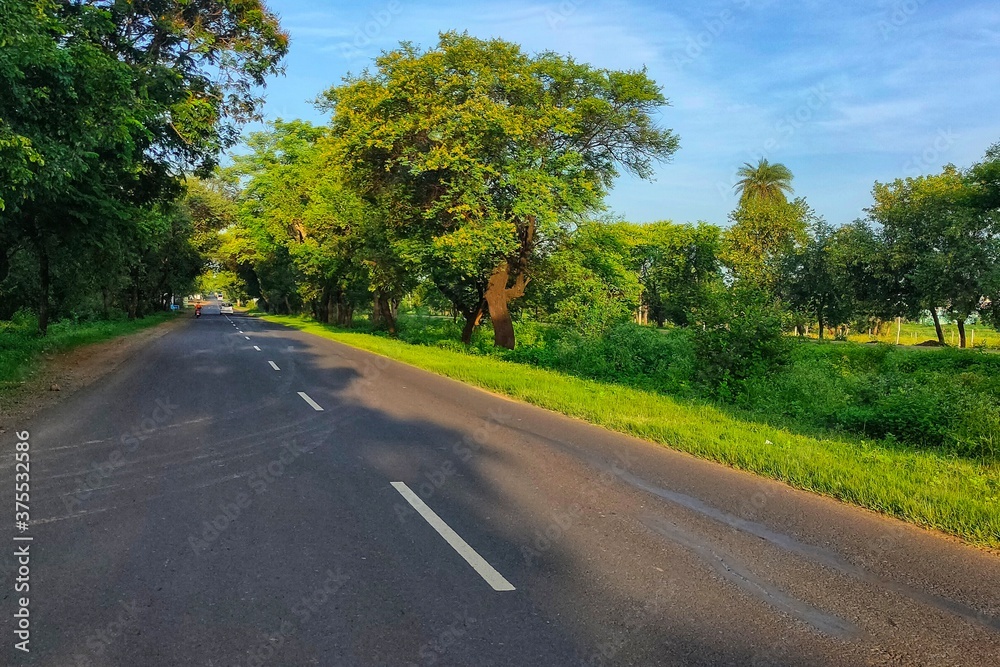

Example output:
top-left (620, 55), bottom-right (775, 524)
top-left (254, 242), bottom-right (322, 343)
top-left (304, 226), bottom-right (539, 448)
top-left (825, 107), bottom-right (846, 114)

top-left (781, 218), bottom-right (853, 339)
top-left (869, 165), bottom-right (1000, 347)
top-left (324, 32), bottom-right (679, 348)
top-left (0, 0), bottom-right (287, 333)
top-left (723, 196), bottom-right (809, 293)
top-left (635, 221), bottom-right (721, 327)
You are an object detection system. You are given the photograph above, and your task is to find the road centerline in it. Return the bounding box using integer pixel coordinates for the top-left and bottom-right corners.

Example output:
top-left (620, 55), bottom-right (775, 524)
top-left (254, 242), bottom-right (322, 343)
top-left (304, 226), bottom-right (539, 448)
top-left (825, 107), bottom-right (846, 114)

top-left (268, 361), bottom-right (280, 371)
top-left (297, 391), bottom-right (324, 411)
top-left (390, 481), bottom-right (516, 592)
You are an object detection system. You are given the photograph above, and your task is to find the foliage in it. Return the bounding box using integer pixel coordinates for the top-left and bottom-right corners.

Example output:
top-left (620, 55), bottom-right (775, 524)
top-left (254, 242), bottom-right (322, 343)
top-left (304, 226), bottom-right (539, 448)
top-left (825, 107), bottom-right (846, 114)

top-left (723, 196), bottom-right (809, 292)
top-left (526, 221), bottom-right (642, 336)
top-left (781, 217), bottom-right (855, 337)
top-left (0, 0), bottom-right (287, 333)
top-left (733, 158), bottom-right (794, 204)
top-left (689, 285), bottom-right (791, 397)
top-left (635, 221), bottom-right (721, 326)
top-left (323, 32), bottom-right (679, 347)
top-left (868, 164), bottom-right (1000, 346)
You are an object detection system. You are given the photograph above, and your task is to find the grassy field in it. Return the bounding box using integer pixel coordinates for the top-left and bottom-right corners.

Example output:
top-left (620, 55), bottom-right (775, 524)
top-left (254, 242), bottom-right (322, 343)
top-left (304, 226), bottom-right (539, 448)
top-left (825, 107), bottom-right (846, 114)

top-left (805, 321), bottom-right (1000, 349)
top-left (261, 314), bottom-right (1000, 549)
top-left (0, 311), bottom-right (178, 392)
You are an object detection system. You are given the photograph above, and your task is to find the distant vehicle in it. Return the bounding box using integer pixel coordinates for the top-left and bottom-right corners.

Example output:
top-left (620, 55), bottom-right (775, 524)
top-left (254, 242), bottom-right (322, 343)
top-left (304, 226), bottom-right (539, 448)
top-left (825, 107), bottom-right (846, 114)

top-left (220, 303), bottom-right (234, 314)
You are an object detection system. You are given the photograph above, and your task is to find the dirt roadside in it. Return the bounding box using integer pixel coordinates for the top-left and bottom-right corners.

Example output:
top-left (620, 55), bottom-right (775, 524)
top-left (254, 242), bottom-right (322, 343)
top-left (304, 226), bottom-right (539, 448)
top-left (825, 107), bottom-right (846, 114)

top-left (0, 316), bottom-right (187, 434)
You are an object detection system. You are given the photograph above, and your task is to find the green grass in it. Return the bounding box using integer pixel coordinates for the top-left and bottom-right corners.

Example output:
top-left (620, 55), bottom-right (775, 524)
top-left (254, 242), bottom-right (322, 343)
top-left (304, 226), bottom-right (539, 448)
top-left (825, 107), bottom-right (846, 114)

top-left (804, 321), bottom-right (1000, 349)
top-left (261, 314), bottom-right (1000, 549)
top-left (0, 311), bottom-right (178, 392)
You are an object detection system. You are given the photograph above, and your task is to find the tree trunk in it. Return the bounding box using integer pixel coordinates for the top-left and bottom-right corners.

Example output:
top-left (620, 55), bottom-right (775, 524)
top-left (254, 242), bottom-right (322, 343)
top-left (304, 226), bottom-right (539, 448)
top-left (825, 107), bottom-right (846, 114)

top-left (461, 300), bottom-right (486, 345)
top-left (930, 308), bottom-right (945, 344)
top-left (817, 310), bottom-right (825, 340)
top-left (334, 293), bottom-right (344, 326)
top-left (375, 291), bottom-right (396, 335)
top-left (37, 247), bottom-right (50, 336)
top-left (484, 265), bottom-right (515, 349)
top-left (127, 271), bottom-right (139, 320)
top-left (482, 216), bottom-right (536, 349)
top-left (957, 319), bottom-right (967, 348)
top-left (316, 285), bottom-right (330, 323)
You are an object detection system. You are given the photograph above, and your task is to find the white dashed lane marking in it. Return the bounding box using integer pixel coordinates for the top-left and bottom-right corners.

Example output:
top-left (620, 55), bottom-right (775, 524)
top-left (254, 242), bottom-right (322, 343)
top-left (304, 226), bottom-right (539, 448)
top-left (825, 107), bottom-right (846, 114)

top-left (297, 392), bottom-right (324, 411)
top-left (390, 482), bottom-right (516, 592)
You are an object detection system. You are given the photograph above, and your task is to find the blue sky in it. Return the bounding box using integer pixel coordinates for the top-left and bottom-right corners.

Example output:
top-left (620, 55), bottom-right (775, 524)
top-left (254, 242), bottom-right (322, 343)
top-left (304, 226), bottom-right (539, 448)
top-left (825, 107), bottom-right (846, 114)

top-left (253, 0), bottom-right (1000, 227)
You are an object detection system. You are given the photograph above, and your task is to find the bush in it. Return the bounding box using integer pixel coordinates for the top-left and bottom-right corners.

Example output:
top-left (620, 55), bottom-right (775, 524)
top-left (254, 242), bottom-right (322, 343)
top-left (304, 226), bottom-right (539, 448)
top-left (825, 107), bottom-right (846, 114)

top-left (690, 285), bottom-right (791, 399)
top-left (739, 342), bottom-right (1000, 457)
top-left (362, 303), bottom-right (999, 459)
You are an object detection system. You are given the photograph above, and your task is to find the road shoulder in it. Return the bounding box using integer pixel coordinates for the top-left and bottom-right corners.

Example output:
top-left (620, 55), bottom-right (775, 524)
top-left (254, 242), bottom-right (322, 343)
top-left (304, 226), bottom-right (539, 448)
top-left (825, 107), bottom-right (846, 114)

top-left (0, 315), bottom-right (186, 435)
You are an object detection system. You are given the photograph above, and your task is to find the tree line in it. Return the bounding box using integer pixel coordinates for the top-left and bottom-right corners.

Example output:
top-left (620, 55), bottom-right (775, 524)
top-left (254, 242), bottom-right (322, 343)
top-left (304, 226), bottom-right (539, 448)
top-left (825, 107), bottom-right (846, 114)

top-left (3, 19), bottom-right (998, 350)
top-left (0, 0), bottom-right (287, 333)
top-left (201, 33), bottom-right (1000, 350)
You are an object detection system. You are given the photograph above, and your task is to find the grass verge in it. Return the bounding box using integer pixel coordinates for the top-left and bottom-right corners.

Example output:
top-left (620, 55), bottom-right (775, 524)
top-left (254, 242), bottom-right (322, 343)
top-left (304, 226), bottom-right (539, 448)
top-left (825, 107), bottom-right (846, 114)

top-left (262, 314), bottom-right (1000, 549)
top-left (0, 312), bottom-right (178, 392)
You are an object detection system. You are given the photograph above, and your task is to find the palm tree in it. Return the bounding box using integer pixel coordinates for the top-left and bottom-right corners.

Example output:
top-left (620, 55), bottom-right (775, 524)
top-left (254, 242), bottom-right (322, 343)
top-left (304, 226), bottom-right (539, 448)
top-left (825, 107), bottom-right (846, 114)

top-left (733, 158), bottom-right (794, 203)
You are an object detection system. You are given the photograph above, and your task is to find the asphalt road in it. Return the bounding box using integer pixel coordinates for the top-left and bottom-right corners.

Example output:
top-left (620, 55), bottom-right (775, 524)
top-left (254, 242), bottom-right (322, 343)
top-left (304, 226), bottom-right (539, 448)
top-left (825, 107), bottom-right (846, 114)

top-left (2, 301), bottom-right (999, 666)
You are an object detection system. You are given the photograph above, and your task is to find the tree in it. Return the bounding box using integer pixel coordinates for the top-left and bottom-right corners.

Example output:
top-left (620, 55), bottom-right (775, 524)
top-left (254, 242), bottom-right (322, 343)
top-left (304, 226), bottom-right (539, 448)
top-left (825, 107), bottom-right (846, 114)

top-left (223, 121), bottom-right (324, 314)
top-left (733, 158), bottom-right (794, 204)
top-left (0, 0), bottom-right (288, 333)
top-left (635, 221), bottom-right (721, 327)
top-left (723, 196), bottom-right (809, 293)
top-left (826, 220), bottom-right (918, 334)
top-left (869, 165), bottom-right (1000, 347)
top-left (0, 0), bottom-right (147, 332)
top-left (526, 220), bottom-right (643, 337)
top-left (781, 218), bottom-right (853, 339)
top-left (324, 32), bottom-right (679, 348)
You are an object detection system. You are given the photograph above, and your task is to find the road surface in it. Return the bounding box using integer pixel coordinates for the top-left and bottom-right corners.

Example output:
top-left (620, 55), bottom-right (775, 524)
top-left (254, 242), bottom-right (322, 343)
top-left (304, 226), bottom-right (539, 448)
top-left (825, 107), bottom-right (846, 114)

top-left (2, 302), bottom-right (999, 666)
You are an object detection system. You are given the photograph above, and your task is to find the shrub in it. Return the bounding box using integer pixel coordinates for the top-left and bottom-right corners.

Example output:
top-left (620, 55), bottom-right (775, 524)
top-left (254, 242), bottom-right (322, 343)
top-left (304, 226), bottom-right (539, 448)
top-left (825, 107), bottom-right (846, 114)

top-left (689, 285), bottom-right (791, 398)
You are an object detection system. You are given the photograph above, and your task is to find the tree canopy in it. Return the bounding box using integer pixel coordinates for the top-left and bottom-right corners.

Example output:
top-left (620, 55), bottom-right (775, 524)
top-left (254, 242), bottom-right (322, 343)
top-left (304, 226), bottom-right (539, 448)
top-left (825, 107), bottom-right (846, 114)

top-left (321, 32), bottom-right (680, 347)
top-left (734, 158), bottom-right (794, 204)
